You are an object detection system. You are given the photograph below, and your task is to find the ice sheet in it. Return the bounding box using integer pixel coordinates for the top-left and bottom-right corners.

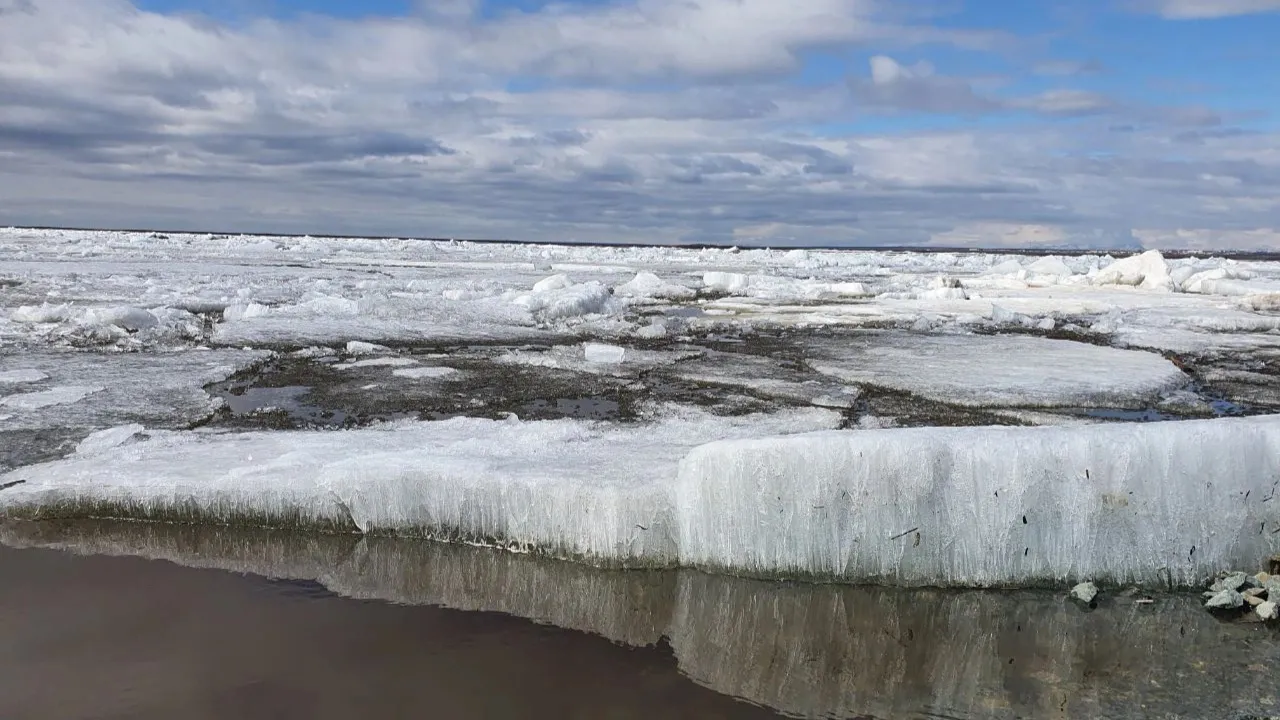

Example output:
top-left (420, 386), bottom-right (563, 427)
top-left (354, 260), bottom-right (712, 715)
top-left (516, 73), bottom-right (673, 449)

top-left (807, 332), bottom-right (1187, 408)
top-left (0, 405), bottom-right (842, 566)
top-left (2, 409), bottom-right (1277, 587)
top-left (0, 386), bottom-right (103, 411)
top-left (0, 349), bottom-right (269, 433)
top-left (675, 415), bottom-right (1280, 586)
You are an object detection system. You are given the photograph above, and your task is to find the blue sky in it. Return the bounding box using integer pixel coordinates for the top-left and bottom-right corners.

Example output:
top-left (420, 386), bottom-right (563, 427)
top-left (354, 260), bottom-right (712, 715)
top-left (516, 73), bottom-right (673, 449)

top-left (1, 0), bottom-right (1279, 248)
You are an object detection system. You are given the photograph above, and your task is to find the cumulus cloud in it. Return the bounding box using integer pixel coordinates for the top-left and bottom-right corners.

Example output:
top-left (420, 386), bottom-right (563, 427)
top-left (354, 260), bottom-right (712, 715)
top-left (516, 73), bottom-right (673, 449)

top-left (850, 56), bottom-right (999, 115)
top-left (0, 0), bottom-right (1275, 249)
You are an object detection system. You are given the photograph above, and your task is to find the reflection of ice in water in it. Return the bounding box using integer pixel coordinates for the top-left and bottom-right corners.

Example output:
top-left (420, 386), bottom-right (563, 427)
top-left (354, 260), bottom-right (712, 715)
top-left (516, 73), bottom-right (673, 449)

top-left (3, 520), bottom-right (1276, 720)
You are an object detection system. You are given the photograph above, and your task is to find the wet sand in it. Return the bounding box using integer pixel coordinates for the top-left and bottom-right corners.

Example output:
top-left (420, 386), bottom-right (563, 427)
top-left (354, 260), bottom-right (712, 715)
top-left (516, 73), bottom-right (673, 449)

top-left (0, 544), bottom-right (778, 720)
top-left (3, 523), bottom-right (1279, 720)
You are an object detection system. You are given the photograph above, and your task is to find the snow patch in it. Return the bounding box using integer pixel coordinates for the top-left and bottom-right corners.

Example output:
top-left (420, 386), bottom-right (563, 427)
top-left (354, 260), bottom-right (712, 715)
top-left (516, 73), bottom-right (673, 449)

top-left (76, 424), bottom-right (149, 455)
top-left (392, 367), bottom-right (459, 380)
top-left (334, 357), bottom-right (420, 370)
top-left (584, 343), bottom-right (626, 364)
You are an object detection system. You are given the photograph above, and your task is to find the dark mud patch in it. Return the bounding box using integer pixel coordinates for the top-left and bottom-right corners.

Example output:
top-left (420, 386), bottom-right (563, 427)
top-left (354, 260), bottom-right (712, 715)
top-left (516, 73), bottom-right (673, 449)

top-left (972, 320), bottom-right (1115, 348)
top-left (203, 341), bottom-right (821, 431)
top-left (848, 388), bottom-right (1023, 429)
top-left (203, 352), bottom-right (651, 430)
top-left (1171, 355), bottom-right (1280, 414)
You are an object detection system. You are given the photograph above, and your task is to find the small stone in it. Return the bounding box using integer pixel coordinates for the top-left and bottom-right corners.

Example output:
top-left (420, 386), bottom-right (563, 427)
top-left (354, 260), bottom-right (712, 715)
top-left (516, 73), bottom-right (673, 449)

top-left (1070, 582), bottom-right (1099, 604)
top-left (1257, 572), bottom-right (1272, 584)
top-left (1257, 601), bottom-right (1279, 622)
top-left (1205, 589), bottom-right (1244, 610)
top-left (1244, 587), bottom-right (1266, 598)
top-left (1210, 572), bottom-right (1252, 593)
top-left (1246, 595), bottom-right (1265, 607)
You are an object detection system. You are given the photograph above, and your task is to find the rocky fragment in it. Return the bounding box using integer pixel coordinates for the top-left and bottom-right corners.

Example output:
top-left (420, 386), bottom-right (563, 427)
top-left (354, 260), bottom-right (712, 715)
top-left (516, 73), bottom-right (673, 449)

top-left (1070, 582), bottom-right (1099, 604)
top-left (1258, 601), bottom-right (1279, 622)
top-left (1209, 572), bottom-right (1254, 593)
top-left (1204, 589), bottom-right (1244, 610)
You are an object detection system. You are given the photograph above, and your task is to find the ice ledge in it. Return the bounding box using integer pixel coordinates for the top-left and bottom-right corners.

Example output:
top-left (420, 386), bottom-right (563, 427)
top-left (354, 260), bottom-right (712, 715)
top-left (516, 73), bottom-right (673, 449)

top-left (676, 416), bottom-right (1280, 587)
top-left (2, 413), bottom-right (1279, 588)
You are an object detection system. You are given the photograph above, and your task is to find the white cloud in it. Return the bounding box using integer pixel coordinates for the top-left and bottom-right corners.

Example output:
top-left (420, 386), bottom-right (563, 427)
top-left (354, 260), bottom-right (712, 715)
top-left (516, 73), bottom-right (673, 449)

top-left (851, 56), bottom-right (998, 114)
top-left (0, 0), bottom-right (1275, 248)
top-left (1133, 228), bottom-right (1280, 250)
top-left (928, 222), bottom-right (1073, 248)
top-left (1140, 0), bottom-right (1280, 18)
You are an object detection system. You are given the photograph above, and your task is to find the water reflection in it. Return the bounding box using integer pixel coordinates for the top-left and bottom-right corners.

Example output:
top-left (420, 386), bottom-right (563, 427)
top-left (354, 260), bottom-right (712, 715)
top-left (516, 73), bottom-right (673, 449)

top-left (3, 520), bottom-right (1277, 719)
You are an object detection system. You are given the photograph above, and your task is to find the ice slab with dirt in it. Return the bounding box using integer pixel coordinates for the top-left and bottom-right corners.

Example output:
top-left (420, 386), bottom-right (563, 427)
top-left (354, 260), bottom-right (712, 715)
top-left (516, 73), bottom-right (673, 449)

top-left (807, 332), bottom-right (1187, 409)
top-left (671, 350), bottom-right (859, 408)
top-left (496, 343), bottom-right (701, 377)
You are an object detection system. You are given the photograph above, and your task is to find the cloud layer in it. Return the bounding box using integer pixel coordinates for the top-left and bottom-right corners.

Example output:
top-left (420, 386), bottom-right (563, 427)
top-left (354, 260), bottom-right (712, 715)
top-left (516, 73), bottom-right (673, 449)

top-left (0, 0), bottom-right (1277, 248)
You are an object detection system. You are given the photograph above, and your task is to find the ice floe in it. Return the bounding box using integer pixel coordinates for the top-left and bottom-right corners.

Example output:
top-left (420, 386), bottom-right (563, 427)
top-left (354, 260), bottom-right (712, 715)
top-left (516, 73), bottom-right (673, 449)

top-left (0, 386), bottom-right (103, 411)
top-left (806, 332), bottom-right (1186, 408)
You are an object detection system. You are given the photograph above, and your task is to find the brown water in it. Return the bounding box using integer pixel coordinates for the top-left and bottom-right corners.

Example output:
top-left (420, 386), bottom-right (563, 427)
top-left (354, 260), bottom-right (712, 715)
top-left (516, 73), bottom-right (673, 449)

top-left (2, 521), bottom-right (1279, 720)
top-left (0, 543), bottom-right (776, 720)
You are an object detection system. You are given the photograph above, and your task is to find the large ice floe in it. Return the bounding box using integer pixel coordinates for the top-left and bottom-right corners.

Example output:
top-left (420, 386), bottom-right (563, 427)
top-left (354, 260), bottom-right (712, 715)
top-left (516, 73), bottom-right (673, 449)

top-left (807, 332), bottom-right (1187, 408)
top-left (2, 407), bottom-right (1278, 587)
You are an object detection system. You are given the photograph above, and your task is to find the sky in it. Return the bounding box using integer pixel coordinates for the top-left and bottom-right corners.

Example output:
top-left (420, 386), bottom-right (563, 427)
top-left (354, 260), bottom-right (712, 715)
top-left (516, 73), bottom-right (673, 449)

top-left (0, 0), bottom-right (1278, 248)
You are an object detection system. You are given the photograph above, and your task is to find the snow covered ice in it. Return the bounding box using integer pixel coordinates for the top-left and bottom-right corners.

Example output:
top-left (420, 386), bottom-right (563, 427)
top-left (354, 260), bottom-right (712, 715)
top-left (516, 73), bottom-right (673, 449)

top-left (4, 228), bottom-right (1280, 588)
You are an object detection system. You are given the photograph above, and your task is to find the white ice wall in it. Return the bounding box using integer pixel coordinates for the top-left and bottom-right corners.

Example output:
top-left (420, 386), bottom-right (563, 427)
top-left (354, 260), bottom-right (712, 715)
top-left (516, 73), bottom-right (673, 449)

top-left (4, 412), bottom-right (1279, 587)
top-left (676, 416), bottom-right (1280, 587)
